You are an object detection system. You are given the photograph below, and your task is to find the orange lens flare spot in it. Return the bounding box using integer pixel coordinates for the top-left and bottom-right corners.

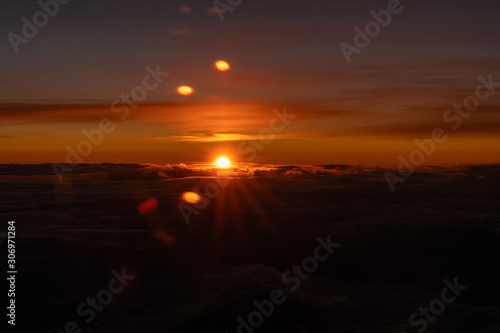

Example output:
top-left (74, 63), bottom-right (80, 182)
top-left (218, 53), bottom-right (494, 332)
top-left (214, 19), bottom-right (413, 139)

top-left (177, 85), bottom-right (193, 95)
top-left (216, 157), bottom-right (231, 168)
top-left (182, 191), bottom-right (202, 204)
top-left (215, 60), bottom-right (230, 71)
top-left (138, 197), bottom-right (158, 215)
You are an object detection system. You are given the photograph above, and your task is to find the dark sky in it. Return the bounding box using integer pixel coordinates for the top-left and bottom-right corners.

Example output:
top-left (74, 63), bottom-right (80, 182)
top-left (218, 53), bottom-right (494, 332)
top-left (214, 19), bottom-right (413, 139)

top-left (2, 0), bottom-right (499, 102)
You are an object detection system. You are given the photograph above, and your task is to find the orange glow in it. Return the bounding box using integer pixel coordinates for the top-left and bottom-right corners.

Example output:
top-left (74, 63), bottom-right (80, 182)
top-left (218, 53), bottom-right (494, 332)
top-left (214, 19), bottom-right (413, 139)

top-left (182, 191), bottom-right (202, 204)
top-left (177, 85), bottom-right (193, 95)
top-left (216, 157), bottom-right (231, 168)
top-left (215, 60), bottom-right (230, 71)
top-left (3, 104), bottom-right (500, 167)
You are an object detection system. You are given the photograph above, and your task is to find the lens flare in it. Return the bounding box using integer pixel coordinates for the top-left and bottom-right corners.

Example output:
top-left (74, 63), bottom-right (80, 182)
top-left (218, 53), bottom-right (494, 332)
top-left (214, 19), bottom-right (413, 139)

top-left (182, 191), bottom-right (202, 204)
top-left (215, 60), bottom-right (230, 71)
top-left (177, 86), bottom-right (193, 95)
top-left (137, 197), bottom-right (158, 215)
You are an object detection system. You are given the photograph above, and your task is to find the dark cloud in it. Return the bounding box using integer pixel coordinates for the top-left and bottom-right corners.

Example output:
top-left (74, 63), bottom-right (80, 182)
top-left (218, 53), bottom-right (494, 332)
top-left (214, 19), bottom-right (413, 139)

top-left (3, 165), bottom-right (500, 332)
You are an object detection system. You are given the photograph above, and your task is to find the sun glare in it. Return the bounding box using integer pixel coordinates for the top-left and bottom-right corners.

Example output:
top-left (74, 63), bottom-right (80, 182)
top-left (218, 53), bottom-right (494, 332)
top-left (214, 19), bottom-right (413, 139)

top-left (216, 157), bottom-right (231, 168)
top-left (177, 85), bottom-right (193, 95)
top-left (215, 60), bottom-right (230, 71)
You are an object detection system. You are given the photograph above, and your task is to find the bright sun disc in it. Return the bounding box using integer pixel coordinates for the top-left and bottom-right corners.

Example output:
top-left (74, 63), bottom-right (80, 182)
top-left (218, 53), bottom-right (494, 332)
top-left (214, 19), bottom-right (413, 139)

top-left (177, 85), bottom-right (193, 95)
top-left (216, 157), bottom-right (231, 168)
top-left (215, 60), bottom-right (230, 71)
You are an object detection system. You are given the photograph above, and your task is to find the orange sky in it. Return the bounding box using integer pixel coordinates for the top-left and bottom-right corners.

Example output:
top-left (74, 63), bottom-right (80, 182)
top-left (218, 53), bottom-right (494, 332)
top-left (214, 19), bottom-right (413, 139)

top-left (1, 102), bottom-right (499, 167)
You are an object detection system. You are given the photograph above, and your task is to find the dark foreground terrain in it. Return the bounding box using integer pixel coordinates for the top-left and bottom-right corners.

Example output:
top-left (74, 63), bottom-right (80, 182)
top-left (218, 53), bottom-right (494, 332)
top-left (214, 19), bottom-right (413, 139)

top-left (1, 163), bottom-right (499, 333)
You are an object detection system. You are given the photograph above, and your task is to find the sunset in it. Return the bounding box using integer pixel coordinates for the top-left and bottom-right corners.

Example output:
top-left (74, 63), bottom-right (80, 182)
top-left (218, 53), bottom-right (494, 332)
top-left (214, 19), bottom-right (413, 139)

top-left (1, 0), bottom-right (499, 332)
top-left (216, 157), bottom-right (231, 168)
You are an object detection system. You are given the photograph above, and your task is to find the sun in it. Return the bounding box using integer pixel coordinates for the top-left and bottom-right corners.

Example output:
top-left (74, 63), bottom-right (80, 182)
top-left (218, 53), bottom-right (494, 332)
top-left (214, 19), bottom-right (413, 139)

top-left (216, 157), bottom-right (231, 168)
top-left (215, 60), bottom-right (230, 72)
